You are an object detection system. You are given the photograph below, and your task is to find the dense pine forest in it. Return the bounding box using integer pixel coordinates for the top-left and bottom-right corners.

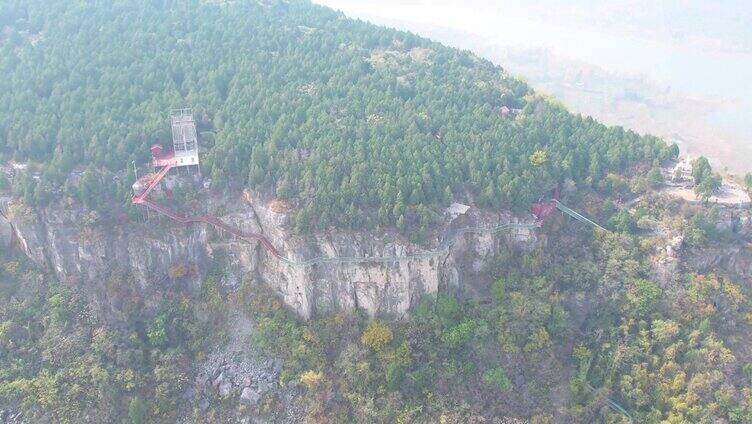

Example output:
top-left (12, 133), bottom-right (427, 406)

top-left (0, 0), bottom-right (676, 231)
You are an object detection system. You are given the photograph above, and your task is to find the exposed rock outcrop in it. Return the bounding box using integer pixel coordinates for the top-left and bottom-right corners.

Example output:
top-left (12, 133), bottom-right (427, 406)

top-left (184, 312), bottom-right (302, 423)
top-left (685, 245), bottom-right (752, 281)
top-left (1, 190), bottom-right (538, 319)
top-left (651, 207), bottom-right (752, 286)
top-left (0, 198), bottom-right (11, 249)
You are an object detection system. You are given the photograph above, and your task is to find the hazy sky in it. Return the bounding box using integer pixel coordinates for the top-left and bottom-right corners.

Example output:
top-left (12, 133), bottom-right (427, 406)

top-left (316, 0), bottom-right (752, 173)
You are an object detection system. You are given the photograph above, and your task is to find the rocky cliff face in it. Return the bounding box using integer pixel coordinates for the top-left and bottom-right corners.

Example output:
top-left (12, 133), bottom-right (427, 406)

top-left (0, 200), bottom-right (11, 250)
top-left (0, 192), bottom-right (538, 319)
top-left (685, 244), bottom-right (752, 281)
top-left (651, 206), bottom-right (752, 286)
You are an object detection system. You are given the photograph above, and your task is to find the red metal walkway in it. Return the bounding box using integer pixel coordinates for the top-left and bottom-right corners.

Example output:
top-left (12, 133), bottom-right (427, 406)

top-left (131, 160), bottom-right (282, 258)
top-left (132, 162), bottom-right (595, 266)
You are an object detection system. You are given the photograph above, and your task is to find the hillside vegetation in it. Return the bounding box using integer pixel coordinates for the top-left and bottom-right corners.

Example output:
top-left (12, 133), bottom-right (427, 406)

top-left (1, 0), bottom-right (676, 232)
top-left (4, 1), bottom-right (751, 424)
top-left (2, 200), bottom-right (752, 423)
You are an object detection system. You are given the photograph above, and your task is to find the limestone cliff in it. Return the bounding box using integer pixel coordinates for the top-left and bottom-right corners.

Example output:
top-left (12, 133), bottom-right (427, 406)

top-left (0, 192), bottom-right (538, 319)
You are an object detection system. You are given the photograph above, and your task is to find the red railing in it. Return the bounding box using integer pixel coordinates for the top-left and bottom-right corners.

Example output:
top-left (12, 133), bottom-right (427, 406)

top-left (133, 163), bottom-right (561, 265)
top-left (131, 162), bottom-right (282, 258)
top-left (133, 162), bottom-right (174, 203)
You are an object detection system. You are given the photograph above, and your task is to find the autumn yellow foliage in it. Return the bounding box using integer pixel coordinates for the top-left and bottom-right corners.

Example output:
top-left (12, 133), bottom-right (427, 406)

top-left (529, 149), bottom-right (548, 166)
top-left (299, 370), bottom-right (323, 390)
top-left (360, 320), bottom-right (393, 350)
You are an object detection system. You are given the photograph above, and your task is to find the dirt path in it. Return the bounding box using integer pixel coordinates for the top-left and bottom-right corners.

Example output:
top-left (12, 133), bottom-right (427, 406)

top-left (660, 183), bottom-right (750, 206)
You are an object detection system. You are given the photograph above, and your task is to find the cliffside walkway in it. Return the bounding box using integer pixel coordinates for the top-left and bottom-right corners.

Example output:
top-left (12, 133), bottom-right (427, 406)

top-left (276, 221), bottom-right (539, 267)
top-left (554, 200), bottom-right (608, 232)
top-left (132, 162), bottom-right (602, 267)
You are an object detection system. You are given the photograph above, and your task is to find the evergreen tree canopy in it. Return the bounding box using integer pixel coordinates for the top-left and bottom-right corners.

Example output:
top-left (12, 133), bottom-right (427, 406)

top-left (0, 0), bottom-right (677, 230)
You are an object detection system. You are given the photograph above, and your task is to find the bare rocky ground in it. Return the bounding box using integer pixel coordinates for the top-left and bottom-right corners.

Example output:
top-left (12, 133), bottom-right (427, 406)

top-left (179, 312), bottom-right (304, 423)
top-left (661, 182), bottom-right (750, 206)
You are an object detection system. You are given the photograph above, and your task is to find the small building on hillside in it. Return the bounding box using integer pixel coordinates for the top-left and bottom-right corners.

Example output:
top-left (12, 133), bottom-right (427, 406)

top-left (500, 105), bottom-right (522, 118)
top-left (670, 158), bottom-right (694, 186)
top-left (446, 202), bottom-right (470, 218)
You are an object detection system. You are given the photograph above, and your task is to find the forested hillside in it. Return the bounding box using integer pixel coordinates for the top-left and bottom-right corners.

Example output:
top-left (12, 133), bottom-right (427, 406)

top-left (0, 239), bottom-right (227, 423)
top-left (2, 1), bottom-right (752, 424)
top-left (3, 200), bottom-right (752, 423)
top-left (0, 0), bottom-right (676, 231)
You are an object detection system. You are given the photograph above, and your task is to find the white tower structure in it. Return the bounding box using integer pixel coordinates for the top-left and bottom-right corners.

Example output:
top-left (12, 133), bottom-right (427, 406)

top-left (170, 108), bottom-right (200, 170)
